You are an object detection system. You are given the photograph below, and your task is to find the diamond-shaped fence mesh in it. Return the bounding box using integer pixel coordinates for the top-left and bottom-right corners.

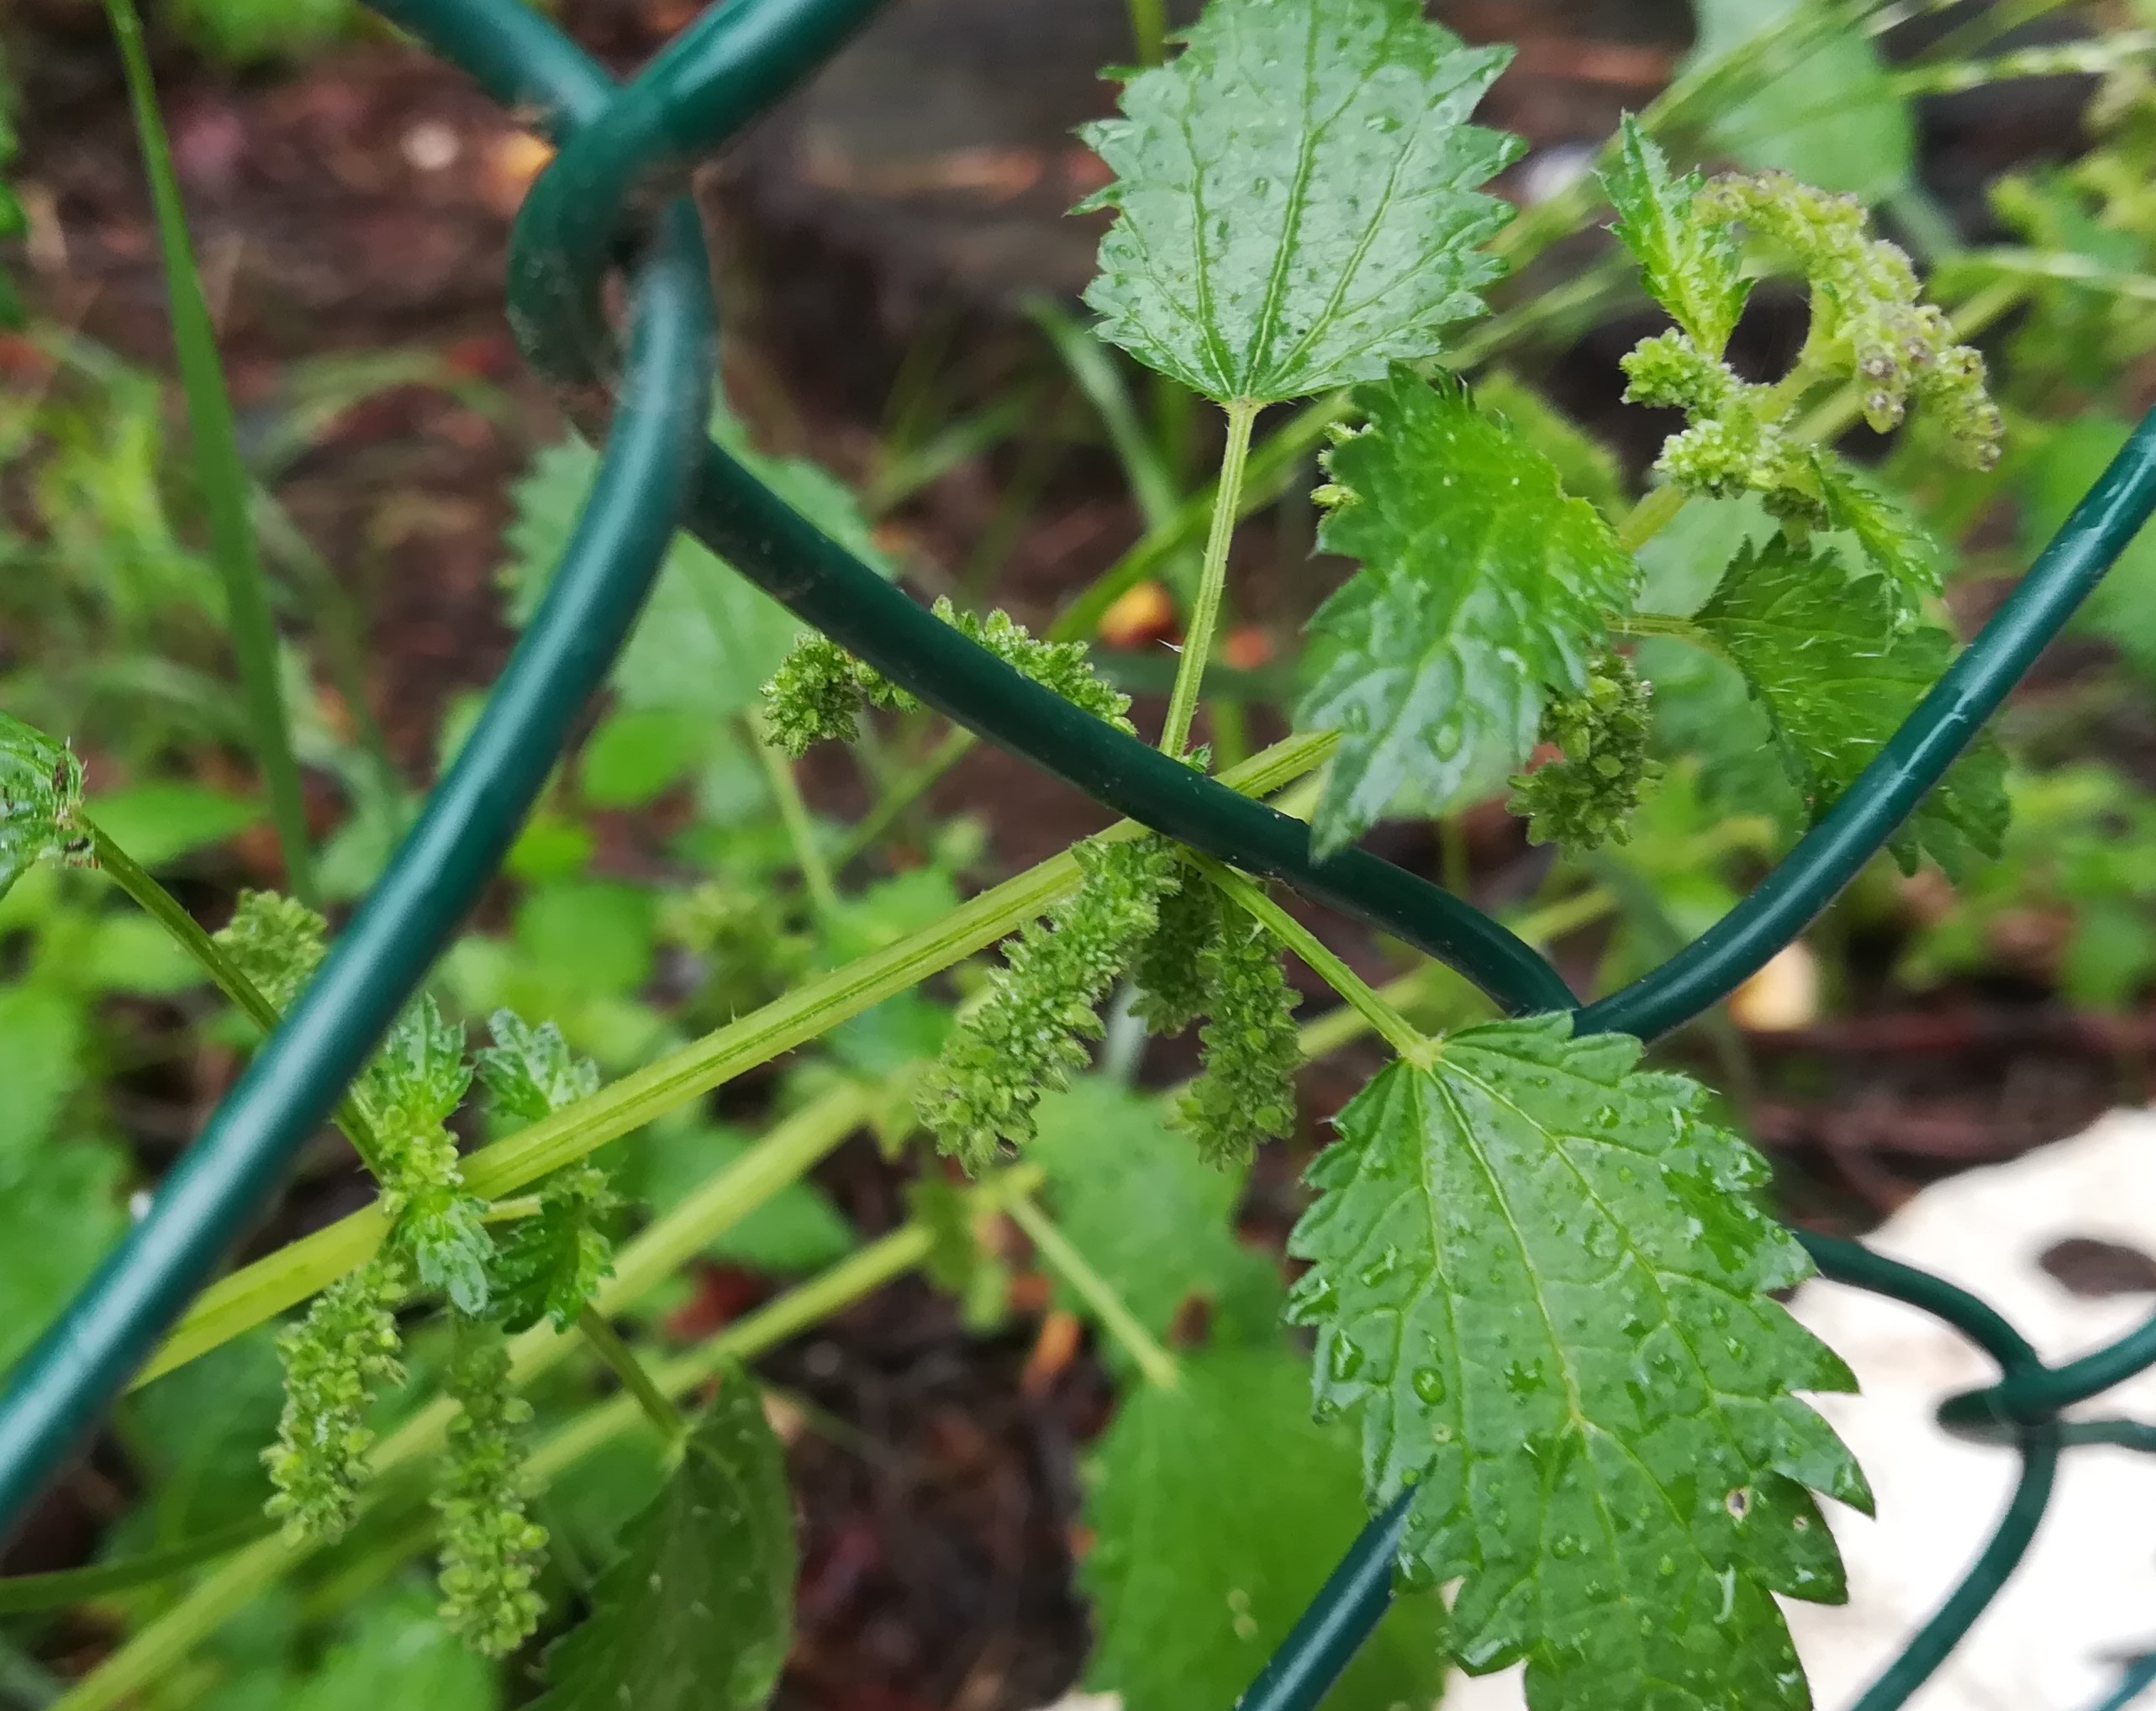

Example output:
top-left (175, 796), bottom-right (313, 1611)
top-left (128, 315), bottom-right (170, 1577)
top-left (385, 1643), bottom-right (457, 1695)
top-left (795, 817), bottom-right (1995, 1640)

top-left (3, 3), bottom-right (2154, 1708)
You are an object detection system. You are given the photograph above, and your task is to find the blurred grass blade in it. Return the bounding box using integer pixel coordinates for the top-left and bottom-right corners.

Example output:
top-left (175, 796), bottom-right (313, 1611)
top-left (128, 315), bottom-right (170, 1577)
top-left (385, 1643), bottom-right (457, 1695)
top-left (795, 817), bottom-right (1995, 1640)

top-left (1028, 297), bottom-right (1182, 531)
top-left (0, 1516), bottom-right (273, 1612)
top-left (103, 0), bottom-right (319, 904)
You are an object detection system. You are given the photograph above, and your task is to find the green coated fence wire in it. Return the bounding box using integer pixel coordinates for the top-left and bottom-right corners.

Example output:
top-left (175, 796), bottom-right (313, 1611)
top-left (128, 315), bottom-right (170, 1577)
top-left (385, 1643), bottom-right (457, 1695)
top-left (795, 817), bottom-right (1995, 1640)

top-left (0, 4), bottom-right (2153, 1710)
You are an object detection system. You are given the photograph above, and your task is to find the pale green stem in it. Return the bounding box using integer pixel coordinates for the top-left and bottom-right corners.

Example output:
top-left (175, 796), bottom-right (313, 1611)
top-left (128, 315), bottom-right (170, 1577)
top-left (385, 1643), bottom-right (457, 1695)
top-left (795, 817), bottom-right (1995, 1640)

top-left (1615, 483), bottom-right (1690, 557)
top-left (1610, 610), bottom-right (1721, 655)
top-left (1192, 855), bottom-right (1432, 1064)
top-left (478, 1196), bottom-right (542, 1224)
top-left (751, 722), bottom-right (841, 922)
top-left (84, 818), bottom-right (384, 1175)
top-left (576, 1306), bottom-right (685, 1447)
top-left (86, 820), bottom-right (279, 1034)
top-left (1438, 814), bottom-right (1472, 900)
top-left (1158, 398), bottom-right (1258, 758)
top-left (130, 736), bottom-right (1335, 1387)
top-left (1124, 0), bottom-right (1166, 64)
top-left (1004, 1194), bottom-right (1179, 1390)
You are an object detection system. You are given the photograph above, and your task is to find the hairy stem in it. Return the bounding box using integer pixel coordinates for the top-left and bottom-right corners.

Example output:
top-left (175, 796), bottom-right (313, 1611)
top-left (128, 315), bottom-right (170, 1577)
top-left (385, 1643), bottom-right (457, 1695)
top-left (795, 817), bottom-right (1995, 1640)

top-left (1615, 482), bottom-right (1690, 557)
top-left (576, 1307), bottom-right (685, 1448)
top-left (1609, 610), bottom-right (1719, 652)
top-left (1193, 856), bottom-right (1432, 1064)
top-left (1160, 398), bottom-right (1258, 757)
top-left (102, 0), bottom-right (316, 904)
top-left (1005, 1193), bottom-right (1179, 1389)
top-left (133, 737), bottom-right (1335, 1388)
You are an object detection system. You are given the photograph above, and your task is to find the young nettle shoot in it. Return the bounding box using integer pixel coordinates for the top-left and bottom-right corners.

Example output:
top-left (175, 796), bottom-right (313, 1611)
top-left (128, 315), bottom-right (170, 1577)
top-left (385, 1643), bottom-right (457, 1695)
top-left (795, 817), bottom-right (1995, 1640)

top-left (367, 996), bottom-right (493, 1317)
top-left (1081, 0), bottom-right (1520, 769)
top-left (32, 0), bottom-right (2069, 1703)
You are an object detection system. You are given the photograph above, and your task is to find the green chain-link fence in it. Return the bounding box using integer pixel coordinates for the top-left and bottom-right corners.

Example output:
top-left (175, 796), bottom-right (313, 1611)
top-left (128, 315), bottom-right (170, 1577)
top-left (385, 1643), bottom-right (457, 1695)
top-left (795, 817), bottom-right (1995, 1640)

top-left (3, 3), bottom-right (2155, 1708)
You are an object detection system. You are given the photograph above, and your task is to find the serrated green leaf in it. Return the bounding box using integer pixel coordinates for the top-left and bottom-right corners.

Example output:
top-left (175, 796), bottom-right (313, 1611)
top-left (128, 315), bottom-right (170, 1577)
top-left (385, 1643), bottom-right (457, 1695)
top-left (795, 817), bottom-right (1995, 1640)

top-left (1601, 115), bottom-right (1751, 359)
top-left (534, 1373), bottom-right (794, 1711)
top-left (1635, 492), bottom-right (1777, 618)
top-left (365, 994), bottom-right (471, 1135)
top-left (1635, 636), bottom-right (1799, 845)
top-left (1079, 0), bottom-right (1521, 404)
top-left (1472, 371), bottom-right (1627, 523)
top-left (1288, 1014), bottom-right (1866, 1711)
top-left (506, 411), bottom-right (890, 722)
top-left (477, 1010), bottom-right (599, 1129)
top-left (1080, 1344), bottom-right (1447, 1711)
top-left (1693, 538), bottom-right (2007, 877)
top-left (1032, 1079), bottom-right (1271, 1346)
top-left (492, 1169), bottom-right (614, 1334)
top-left (1298, 368), bottom-right (1638, 855)
top-left (1808, 454), bottom-right (1942, 622)
top-left (0, 711), bottom-right (87, 895)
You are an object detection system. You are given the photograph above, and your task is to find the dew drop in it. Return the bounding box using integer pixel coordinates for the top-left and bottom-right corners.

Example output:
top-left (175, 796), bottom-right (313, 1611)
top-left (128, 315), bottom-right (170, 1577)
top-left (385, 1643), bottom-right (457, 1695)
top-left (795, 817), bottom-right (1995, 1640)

top-left (1411, 1366), bottom-right (1447, 1405)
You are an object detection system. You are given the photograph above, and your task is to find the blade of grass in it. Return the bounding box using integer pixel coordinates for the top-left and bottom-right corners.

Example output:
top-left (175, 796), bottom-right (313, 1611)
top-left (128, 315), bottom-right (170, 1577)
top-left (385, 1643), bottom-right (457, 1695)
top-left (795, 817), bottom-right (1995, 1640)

top-left (103, 0), bottom-right (318, 905)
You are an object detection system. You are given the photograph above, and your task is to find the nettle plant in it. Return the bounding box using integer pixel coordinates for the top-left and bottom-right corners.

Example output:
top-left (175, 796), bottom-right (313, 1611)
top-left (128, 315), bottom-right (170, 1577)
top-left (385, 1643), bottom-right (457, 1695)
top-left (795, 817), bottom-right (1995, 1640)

top-left (3, 1), bottom-right (2044, 1708)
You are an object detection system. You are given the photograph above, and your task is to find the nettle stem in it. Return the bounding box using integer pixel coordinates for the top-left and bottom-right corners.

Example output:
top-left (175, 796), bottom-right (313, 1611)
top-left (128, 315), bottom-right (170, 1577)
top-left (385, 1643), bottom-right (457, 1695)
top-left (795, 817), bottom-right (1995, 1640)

top-left (1616, 483), bottom-right (1689, 556)
top-left (576, 1307), bottom-right (685, 1448)
top-left (1005, 1193), bottom-right (1179, 1389)
top-left (1193, 855), bottom-right (1434, 1066)
top-left (84, 819), bottom-right (387, 1176)
top-left (1158, 397), bottom-right (1259, 758)
top-left (134, 732), bottom-right (1336, 1388)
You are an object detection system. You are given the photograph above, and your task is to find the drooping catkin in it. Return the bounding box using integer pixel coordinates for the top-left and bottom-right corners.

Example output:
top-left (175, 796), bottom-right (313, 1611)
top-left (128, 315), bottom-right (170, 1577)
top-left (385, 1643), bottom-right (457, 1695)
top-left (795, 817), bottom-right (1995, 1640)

top-left (433, 1321), bottom-right (548, 1657)
top-left (917, 837), bottom-right (1177, 1170)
